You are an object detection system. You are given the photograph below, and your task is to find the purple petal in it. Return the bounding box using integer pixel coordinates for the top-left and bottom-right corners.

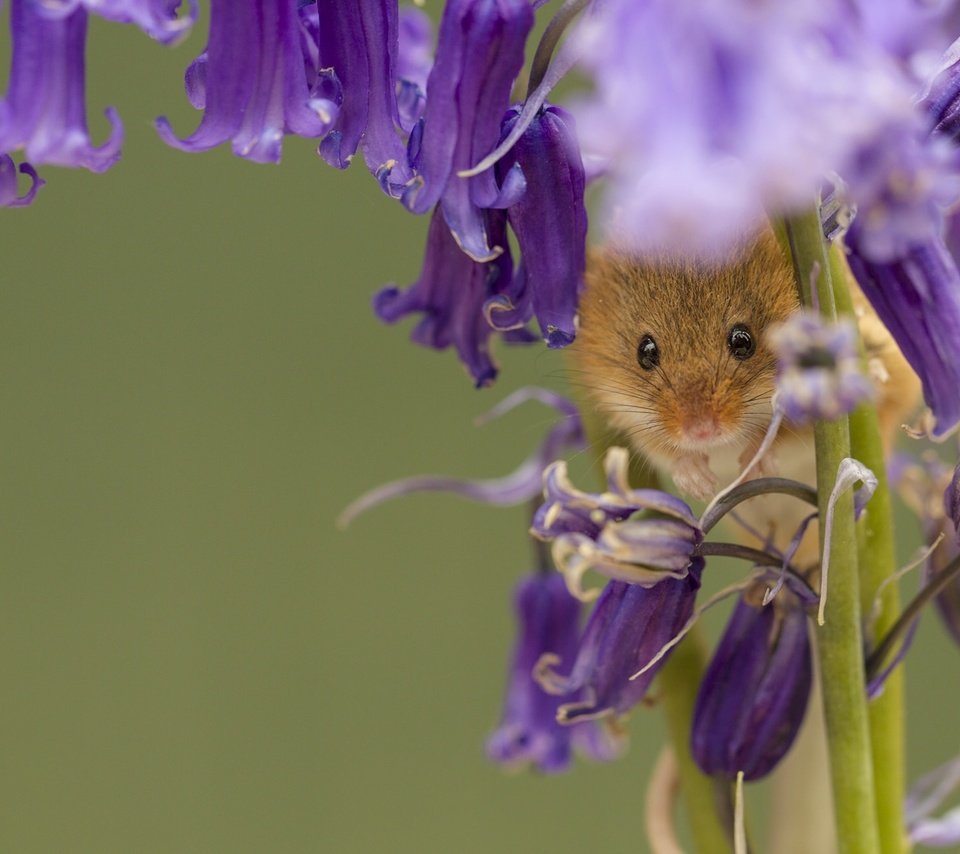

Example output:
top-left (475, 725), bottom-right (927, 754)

top-left (0, 156), bottom-right (45, 207)
top-left (0, 1), bottom-right (123, 172)
top-left (315, 2), bottom-right (411, 192)
top-left (156, 0), bottom-right (333, 164)
top-left (845, 231), bottom-right (960, 437)
top-left (37, 0), bottom-right (197, 44)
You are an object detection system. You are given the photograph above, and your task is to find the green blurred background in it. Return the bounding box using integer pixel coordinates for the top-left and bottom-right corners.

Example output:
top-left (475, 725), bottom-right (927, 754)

top-left (1, 7), bottom-right (958, 853)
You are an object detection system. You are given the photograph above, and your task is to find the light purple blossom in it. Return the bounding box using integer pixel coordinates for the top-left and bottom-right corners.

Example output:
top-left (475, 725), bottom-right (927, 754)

top-left (767, 309), bottom-right (874, 424)
top-left (487, 572), bottom-right (622, 772)
top-left (395, 5), bottom-right (433, 132)
top-left (691, 584), bottom-right (812, 780)
top-left (156, 0), bottom-right (335, 164)
top-left (906, 755), bottom-right (960, 847)
top-left (0, 154), bottom-right (43, 206)
top-left (401, 0), bottom-right (533, 262)
top-left (35, 0), bottom-right (197, 44)
top-left (534, 562), bottom-right (704, 723)
top-left (0, 0), bottom-right (123, 171)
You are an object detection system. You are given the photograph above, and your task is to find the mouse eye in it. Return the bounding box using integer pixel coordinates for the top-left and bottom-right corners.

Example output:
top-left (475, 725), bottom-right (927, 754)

top-left (728, 324), bottom-right (756, 361)
top-left (637, 335), bottom-right (660, 370)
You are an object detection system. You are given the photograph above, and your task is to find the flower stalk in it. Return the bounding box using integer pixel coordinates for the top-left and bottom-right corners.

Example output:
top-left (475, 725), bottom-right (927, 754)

top-left (784, 209), bottom-right (880, 852)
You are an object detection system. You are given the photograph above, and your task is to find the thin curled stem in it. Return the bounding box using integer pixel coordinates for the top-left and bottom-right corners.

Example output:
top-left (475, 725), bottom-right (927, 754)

top-left (526, 0), bottom-right (591, 98)
top-left (699, 478), bottom-right (818, 534)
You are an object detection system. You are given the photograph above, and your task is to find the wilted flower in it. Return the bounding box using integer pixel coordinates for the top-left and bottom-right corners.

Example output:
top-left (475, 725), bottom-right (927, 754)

top-left (0, 0), bottom-right (123, 171)
top-left (156, 0), bottom-right (336, 163)
top-left (768, 309), bottom-right (873, 424)
top-left (0, 155), bottom-right (43, 207)
top-left (487, 572), bottom-right (622, 772)
top-left (534, 562), bottom-right (704, 723)
top-left (691, 583), bottom-right (812, 781)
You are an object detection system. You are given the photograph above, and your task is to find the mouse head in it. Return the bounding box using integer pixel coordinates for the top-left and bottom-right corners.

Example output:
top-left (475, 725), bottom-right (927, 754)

top-left (576, 230), bottom-right (799, 456)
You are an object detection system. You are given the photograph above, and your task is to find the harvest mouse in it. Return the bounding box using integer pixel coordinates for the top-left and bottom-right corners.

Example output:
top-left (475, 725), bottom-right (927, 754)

top-left (574, 229), bottom-right (920, 511)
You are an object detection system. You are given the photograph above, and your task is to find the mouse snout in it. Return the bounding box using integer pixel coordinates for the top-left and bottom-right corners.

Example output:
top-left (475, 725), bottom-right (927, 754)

top-left (681, 416), bottom-right (721, 443)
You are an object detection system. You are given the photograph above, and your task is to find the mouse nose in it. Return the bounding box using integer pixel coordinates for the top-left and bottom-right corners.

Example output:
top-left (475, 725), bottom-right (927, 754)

top-left (683, 417), bottom-right (720, 442)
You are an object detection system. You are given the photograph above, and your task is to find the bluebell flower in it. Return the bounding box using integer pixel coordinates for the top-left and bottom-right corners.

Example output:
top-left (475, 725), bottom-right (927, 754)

top-left (691, 583), bottom-right (812, 780)
top-left (36, 0), bottom-right (197, 44)
top-left (0, 0), bottom-right (123, 171)
top-left (534, 562), bottom-right (704, 723)
top-left (156, 0), bottom-right (336, 164)
top-left (487, 572), bottom-right (622, 772)
top-left (767, 310), bottom-right (874, 424)
top-left (314, 2), bottom-right (412, 193)
top-left (906, 755), bottom-right (960, 847)
top-left (494, 104), bottom-right (586, 349)
top-left (0, 154), bottom-right (43, 207)
top-left (395, 5), bottom-right (433, 133)
top-left (374, 207), bottom-right (515, 388)
top-left (401, 0), bottom-right (533, 262)
top-left (533, 447), bottom-right (701, 598)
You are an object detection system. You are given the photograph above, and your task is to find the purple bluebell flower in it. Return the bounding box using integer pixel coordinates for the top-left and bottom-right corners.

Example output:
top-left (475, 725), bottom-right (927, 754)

top-left (0, 0), bottom-right (123, 171)
top-left (487, 572), bottom-right (622, 772)
top-left (572, 0), bottom-right (916, 256)
top-left (374, 207), bottom-right (515, 387)
top-left (534, 562), bottom-right (704, 723)
top-left (156, 0), bottom-right (335, 164)
top-left (36, 0), bottom-right (197, 44)
top-left (906, 755), bottom-right (960, 847)
top-left (767, 309), bottom-right (874, 424)
top-left (402, 0), bottom-right (534, 262)
top-left (495, 104), bottom-right (586, 348)
top-left (533, 447), bottom-right (701, 598)
top-left (395, 5), bottom-right (433, 133)
top-left (0, 155), bottom-right (43, 207)
top-left (315, 2), bottom-right (412, 193)
top-left (691, 584), bottom-right (812, 780)
top-left (922, 36), bottom-right (960, 143)
top-left (844, 234), bottom-right (960, 437)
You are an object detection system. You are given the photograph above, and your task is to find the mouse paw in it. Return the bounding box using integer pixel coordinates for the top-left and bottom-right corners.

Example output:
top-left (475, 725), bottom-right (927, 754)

top-left (671, 454), bottom-right (718, 500)
top-left (739, 443), bottom-right (779, 481)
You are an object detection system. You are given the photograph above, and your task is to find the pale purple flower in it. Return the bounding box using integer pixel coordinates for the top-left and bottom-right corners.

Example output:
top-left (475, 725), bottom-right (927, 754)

top-left (156, 0), bottom-right (335, 164)
top-left (906, 755), bottom-right (960, 847)
top-left (0, 155), bottom-right (43, 207)
top-left (487, 572), bottom-right (622, 772)
top-left (0, 0), bottom-right (123, 171)
top-left (534, 562), bottom-right (704, 723)
top-left (374, 207), bottom-right (516, 387)
top-left (573, 0), bottom-right (917, 256)
top-left (395, 5), bottom-right (433, 132)
top-left (401, 0), bottom-right (533, 262)
top-left (768, 309), bottom-right (874, 424)
top-left (494, 104), bottom-right (586, 348)
top-left (691, 584), bottom-right (812, 780)
top-left (315, 2), bottom-right (412, 193)
top-left (34, 0), bottom-right (197, 44)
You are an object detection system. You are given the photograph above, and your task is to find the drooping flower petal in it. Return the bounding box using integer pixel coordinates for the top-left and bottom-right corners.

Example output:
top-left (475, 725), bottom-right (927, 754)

top-left (844, 233), bottom-right (960, 437)
top-left (0, 155), bottom-right (44, 207)
top-left (374, 206), bottom-right (515, 387)
top-left (315, 1), bottom-right (412, 193)
top-left (395, 5), bottom-right (433, 132)
top-left (496, 104), bottom-right (586, 348)
top-left (534, 561), bottom-right (704, 722)
top-left (402, 0), bottom-right (534, 261)
top-left (0, 0), bottom-right (123, 172)
top-left (34, 0), bottom-right (197, 44)
top-left (906, 755), bottom-right (960, 847)
top-left (691, 585), bottom-right (812, 781)
top-left (768, 309), bottom-right (874, 424)
top-left (156, 0), bottom-right (335, 164)
top-left (487, 572), bottom-right (623, 772)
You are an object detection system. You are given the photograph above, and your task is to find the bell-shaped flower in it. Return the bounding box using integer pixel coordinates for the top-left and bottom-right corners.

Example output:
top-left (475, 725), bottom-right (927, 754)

top-left (402, 0), bottom-right (534, 262)
top-left (0, 155), bottom-right (43, 207)
top-left (534, 563), bottom-right (704, 723)
top-left (487, 572), bottom-right (622, 772)
top-left (0, 0), bottom-right (123, 172)
top-left (35, 0), bottom-right (197, 44)
top-left (315, 2), bottom-right (412, 193)
top-left (767, 309), bottom-right (874, 424)
top-left (374, 206), bottom-right (515, 387)
top-left (156, 0), bottom-right (335, 164)
top-left (494, 104), bottom-right (586, 348)
top-left (532, 447), bottom-right (701, 598)
top-left (691, 584), bottom-right (812, 781)
top-left (395, 5), bottom-right (433, 133)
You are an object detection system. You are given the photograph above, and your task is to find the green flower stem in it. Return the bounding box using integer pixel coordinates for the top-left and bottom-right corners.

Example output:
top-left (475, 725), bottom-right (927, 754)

top-left (784, 211), bottom-right (880, 853)
top-left (658, 630), bottom-right (735, 854)
top-left (830, 246), bottom-right (907, 854)
top-left (573, 388), bottom-right (733, 853)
